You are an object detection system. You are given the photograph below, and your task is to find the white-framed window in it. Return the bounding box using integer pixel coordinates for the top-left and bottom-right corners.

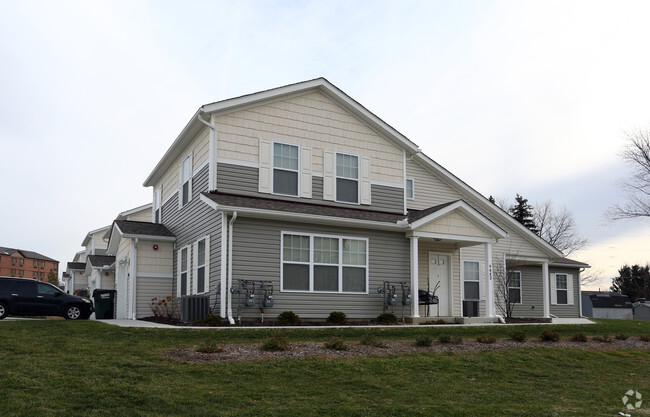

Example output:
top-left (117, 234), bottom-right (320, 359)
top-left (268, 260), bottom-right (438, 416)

top-left (463, 260), bottom-right (480, 301)
top-left (555, 274), bottom-right (568, 305)
top-left (180, 155), bottom-right (192, 207)
top-left (153, 187), bottom-right (162, 223)
top-left (406, 178), bottom-right (414, 200)
top-left (273, 142), bottom-right (299, 196)
top-left (177, 246), bottom-right (190, 296)
top-left (281, 232), bottom-right (368, 294)
top-left (508, 271), bottom-right (522, 304)
top-left (336, 153), bottom-right (359, 204)
top-left (193, 236), bottom-right (210, 294)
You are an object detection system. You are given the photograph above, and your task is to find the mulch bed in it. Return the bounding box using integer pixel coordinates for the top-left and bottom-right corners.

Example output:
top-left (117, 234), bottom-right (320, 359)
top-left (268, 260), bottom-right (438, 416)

top-left (163, 337), bottom-right (650, 363)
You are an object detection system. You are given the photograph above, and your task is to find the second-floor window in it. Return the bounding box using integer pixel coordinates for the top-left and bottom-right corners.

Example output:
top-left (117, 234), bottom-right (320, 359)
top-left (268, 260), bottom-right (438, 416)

top-left (181, 156), bottom-right (191, 207)
top-left (33, 260), bottom-right (37, 267)
top-left (406, 178), bottom-right (414, 199)
top-left (154, 188), bottom-right (162, 223)
top-left (11, 258), bottom-right (16, 265)
top-left (273, 142), bottom-right (299, 196)
top-left (336, 153), bottom-right (359, 204)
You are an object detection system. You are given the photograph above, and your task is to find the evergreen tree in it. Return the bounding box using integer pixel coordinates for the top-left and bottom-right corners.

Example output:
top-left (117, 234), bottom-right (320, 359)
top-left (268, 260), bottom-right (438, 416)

top-left (47, 271), bottom-right (58, 286)
top-left (509, 194), bottom-right (538, 234)
top-left (488, 195), bottom-right (496, 204)
top-left (611, 264), bottom-right (650, 301)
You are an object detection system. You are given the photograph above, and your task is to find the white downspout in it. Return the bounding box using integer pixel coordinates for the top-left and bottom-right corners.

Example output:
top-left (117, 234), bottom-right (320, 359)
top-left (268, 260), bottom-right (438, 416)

top-left (220, 212), bottom-right (227, 319)
top-left (131, 238), bottom-right (139, 320)
top-left (227, 212), bottom-right (238, 324)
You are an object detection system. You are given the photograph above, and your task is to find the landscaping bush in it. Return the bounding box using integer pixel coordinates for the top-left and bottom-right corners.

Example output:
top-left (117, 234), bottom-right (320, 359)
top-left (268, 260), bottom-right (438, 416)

top-left (327, 311), bottom-right (347, 325)
top-left (324, 337), bottom-right (348, 351)
top-left (438, 334), bottom-right (463, 345)
top-left (194, 314), bottom-right (223, 326)
top-left (540, 329), bottom-right (560, 342)
top-left (277, 311), bottom-right (301, 326)
top-left (260, 332), bottom-right (289, 351)
top-left (615, 334), bottom-right (629, 341)
top-left (360, 334), bottom-right (385, 348)
top-left (476, 334), bottom-right (496, 344)
top-left (593, 335), bottom-right (612, 343)
top-left (510, 332), bottom-right (526, 342)
top-left (375, 313), bottom-right (398, 324)
top-left (571, 333), bottom-right (588, 343)
top-left (414, 335), bottom-right (433, 347)
top-left (196, 343), bottom-right (224, 354)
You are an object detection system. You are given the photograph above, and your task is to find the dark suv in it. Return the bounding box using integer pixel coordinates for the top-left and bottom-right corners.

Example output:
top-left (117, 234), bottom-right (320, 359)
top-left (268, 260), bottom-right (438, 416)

top-left (0, 277), bottom-right (94, 320)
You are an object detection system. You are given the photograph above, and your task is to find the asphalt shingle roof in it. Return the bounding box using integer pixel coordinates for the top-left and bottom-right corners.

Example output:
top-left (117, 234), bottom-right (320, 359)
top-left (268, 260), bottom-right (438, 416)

top-left (115, 221), bottom-right (175, 238)
top-left (0, 246), bottom-right (57, 262)
top-left (67, 262), bottom-right (86, 270)
top-left (87, 255), bottom-right (116, 268)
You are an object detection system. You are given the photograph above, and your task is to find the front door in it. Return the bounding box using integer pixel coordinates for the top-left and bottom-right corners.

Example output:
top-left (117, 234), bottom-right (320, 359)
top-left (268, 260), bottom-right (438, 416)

top-left (428, 253), bottom-right (450, 316)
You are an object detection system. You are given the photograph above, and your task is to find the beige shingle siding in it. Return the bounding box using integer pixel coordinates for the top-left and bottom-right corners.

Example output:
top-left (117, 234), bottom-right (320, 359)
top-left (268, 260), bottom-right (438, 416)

top-left (215, 92), bottom-right (404, 184)
top-left (406, 159), bottom-right (464, 210)
top-left (417, 212), bottom-right (492, 238)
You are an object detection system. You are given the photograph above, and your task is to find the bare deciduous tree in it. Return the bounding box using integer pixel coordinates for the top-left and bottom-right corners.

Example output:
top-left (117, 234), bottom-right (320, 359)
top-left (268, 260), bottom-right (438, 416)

top-left (606, 129), bottom-right (650, 220)
top-left (534, 200), bottom-right (588, 257)
top-left (493, 256), bottom-right (523, 319)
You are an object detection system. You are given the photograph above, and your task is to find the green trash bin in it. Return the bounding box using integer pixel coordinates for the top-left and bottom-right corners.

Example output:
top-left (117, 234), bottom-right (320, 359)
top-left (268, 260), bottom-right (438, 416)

top-left (92, 289), bottom-right (116, 319)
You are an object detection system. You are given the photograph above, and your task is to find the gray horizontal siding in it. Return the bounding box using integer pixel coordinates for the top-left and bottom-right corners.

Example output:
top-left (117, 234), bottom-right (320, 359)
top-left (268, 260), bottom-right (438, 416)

top-left (161, 164), bottom-right (222, 310)
top-left (511, 266), bottom-right (544, 318)
top-left (549, 267), bottom-right (581, 318)
top-left (231, 217), bottom-right (410, 319)
top-left (217, 162), bottom-right (403, 213)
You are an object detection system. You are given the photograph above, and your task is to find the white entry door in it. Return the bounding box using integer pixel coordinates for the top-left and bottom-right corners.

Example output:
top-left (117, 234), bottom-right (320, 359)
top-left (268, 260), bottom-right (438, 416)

top-left (428, 253), bottom-right (450, 316)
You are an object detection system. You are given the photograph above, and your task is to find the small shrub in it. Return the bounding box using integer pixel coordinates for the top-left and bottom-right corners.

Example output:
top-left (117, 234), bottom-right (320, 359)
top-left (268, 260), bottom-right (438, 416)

top-left (540, 329), bottom-right (560, 342)
top-left (476, 334), bottom-right (496, 344)
top-left (432, 319), bottom-right (447, 325)
top-left (327, 311), bottom-right (347, 325)
top-left (593, 335), bottom-right (612, 343)
top-left (375, 313), bottom-right (398, 324)
top-left (415, 335), bottom-right (433, 347)
top-left (324, 337), bottom-right (348, 351)
top-left (360, 334), bottom-right (385, 348)
top-left (277, 311), bottom-right (301, 326)
top-left (615, 334), bottom-right (629, 341)
top-left (260, 332), bottom-right (289, 351)
top-left (438, 334), bottom-right (462, 344)
top-left (194, 314), bottom-right (223, 326)
top-left (571, 333), bottom-right (588, 343)
top-left (639, 334), bottom-right (650, 342)
top-left (510, 332), bottom-right (526, 342)
top-left (150, 295), bottom-right (176, 319)
top-left (196, 343), bottom-right (224, 354)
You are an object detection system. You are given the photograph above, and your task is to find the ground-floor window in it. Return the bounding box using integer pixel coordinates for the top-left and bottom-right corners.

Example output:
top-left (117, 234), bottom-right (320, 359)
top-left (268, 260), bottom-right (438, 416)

top-left (508, 271), bottom-right (522, 304)
top-left (177, 246), bottom-right (190, 296)
top-left (281, 232), bottom-right (368, 293)
top-left (555, 274), bottom-right (568, 305)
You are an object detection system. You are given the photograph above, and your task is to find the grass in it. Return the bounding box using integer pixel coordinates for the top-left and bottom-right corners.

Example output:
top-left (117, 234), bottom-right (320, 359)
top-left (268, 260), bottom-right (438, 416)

top-left (0, 319), bottom-right (649, 416)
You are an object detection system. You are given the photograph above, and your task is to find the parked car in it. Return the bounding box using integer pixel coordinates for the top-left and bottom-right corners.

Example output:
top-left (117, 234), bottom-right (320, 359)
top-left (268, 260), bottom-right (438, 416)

top-left (0, 277), bottom-right (94, 320)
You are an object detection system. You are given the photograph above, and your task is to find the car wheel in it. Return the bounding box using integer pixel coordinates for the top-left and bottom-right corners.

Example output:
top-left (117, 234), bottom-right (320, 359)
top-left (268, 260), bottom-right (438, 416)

top-left (64, 305), bottom-right (82, 320)
top-left (0, 302), bottom-right (7, 319)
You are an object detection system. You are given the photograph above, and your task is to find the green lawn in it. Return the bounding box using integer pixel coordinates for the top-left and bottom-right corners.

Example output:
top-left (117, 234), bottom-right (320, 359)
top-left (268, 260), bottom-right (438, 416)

top-left (1, 319), bottom-right (649, 416)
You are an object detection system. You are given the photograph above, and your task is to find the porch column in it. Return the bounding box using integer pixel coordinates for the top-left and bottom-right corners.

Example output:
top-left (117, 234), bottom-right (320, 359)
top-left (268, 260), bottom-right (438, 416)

top-left (410, 236), bottom-right (419, 318)
top-left (484, 243), bottom-right (494, 317)
top-left (542, 261), bottom-right (550, 318)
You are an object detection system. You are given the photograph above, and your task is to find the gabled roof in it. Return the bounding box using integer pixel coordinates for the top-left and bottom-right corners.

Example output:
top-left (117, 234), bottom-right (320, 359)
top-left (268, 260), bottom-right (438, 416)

top-left (0, 246), bottom-right (57, 262)
top-left (106, 220), bottom-right (175, 255)
top-left (550, 257), bottom-right (590, 268)
top-left (143, 77), bottom-right (420, 188)
top-left (115, 203), bottom-right (153, 221)
top-left (81, 225), bottom-right (110, 247)
top-left (143, 78), bottom-right (568, 259)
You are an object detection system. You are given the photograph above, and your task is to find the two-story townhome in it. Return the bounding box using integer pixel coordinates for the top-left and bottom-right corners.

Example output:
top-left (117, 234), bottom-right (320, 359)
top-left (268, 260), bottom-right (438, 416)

top-left (138, 78), bottom-right (587, 324)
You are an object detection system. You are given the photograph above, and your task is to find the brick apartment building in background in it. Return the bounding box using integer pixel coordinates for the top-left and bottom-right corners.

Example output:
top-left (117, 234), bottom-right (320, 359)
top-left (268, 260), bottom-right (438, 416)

top-left (0, 247), bottom-right (59, 282)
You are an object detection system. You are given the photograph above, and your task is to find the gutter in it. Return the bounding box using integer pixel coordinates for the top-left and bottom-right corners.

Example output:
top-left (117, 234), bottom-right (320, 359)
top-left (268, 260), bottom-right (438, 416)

top-left (227, 212), bottom-right (238, 325)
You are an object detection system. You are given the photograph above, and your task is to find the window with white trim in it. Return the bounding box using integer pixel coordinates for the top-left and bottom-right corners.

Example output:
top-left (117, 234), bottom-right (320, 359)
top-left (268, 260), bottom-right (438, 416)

top-left (406, 178), bottom-right (414, 200)
top-left (273, 142), bottom-right (299, 196)
top-left (555, 274), bottom-right (568, 305)
top-left (282, 232), bottom-right (368, 293)
top-left (153, 188), bottom-right (161, 223)
top-left (181, 156), bottom-right (191, 207)
top-left (463, 261), bottom-right (480, 301)
top-left (336, 153), bottom-right (359, 203)
top-left (194, 237), bottom-right (209, 294)
top-left (508, 271), bottom-right (522, 304)
top-left (178, 246), bottom-right (190, 296)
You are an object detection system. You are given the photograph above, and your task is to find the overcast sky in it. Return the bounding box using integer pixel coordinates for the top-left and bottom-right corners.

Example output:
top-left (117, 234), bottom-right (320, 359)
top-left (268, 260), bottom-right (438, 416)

top-left (1, 0), bottom-right (649, 290)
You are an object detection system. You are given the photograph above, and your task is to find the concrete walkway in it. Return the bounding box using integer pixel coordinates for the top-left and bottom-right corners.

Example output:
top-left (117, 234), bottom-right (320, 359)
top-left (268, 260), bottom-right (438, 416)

top-left (97, 317), bottom-right (595, 330)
